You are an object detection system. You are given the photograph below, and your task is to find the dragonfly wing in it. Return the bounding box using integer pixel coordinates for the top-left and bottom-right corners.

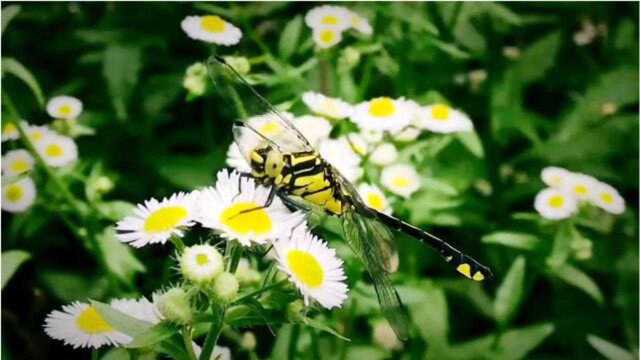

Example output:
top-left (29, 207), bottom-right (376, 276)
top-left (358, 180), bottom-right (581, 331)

top-left (342, 209), bottom-right (409, 340)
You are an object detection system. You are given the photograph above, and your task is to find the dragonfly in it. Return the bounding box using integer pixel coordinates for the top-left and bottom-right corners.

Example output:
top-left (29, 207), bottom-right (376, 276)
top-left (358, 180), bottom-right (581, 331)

top-left (207, 55), bottom-right (492, 340)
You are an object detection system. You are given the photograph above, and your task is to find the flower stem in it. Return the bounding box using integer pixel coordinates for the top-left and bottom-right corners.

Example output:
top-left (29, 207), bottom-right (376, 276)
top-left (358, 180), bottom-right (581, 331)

top-left (199, 304), bottom-right (226, 360)
top-left (182, 327), bottom-right (198, 360)
top-left (231, 279), bottom-right (288, 306)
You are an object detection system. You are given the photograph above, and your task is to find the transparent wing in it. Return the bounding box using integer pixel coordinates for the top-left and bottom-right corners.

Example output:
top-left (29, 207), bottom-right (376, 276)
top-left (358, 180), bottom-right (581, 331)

top-left (207, 56), bottom-right (313, 154)
top-left (342, 209), bottom-right (409, 340)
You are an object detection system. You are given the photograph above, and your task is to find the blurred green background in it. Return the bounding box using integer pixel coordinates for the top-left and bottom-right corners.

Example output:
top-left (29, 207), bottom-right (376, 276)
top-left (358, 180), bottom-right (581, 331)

top-left (1, 2), bottom-right (638, 359)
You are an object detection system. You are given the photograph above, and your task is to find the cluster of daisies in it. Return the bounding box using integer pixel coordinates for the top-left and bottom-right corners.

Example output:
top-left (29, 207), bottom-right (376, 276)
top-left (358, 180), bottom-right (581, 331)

top-left (305, 5), bottom-right (372, 49)
top-left (1, 96), bottom-right (82, 213)
top-left (534, 166), bottom-right (625, 220)
top-left (226, 91), bottom-right (475, 216)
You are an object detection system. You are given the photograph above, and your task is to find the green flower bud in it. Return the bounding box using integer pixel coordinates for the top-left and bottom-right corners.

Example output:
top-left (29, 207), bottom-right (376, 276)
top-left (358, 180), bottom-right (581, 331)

top-left (186, 62), bottom-right (207, 78)
top-left (286, 299), bottom-right (304, 321)
top-left (235, 259), bottom-right (261, 285)
top-left (94, 176), bottom-right (114, 193)
top-left (154, 287), bottom-right (192, 325)
top-left (340, 47), bottom-right (361, 69)
top-left (240, 331), bottom-right (257, 351)
top-left (222, 56), bottom-right (251, 75)
top-left (213, 272), bottom-right (239, 303)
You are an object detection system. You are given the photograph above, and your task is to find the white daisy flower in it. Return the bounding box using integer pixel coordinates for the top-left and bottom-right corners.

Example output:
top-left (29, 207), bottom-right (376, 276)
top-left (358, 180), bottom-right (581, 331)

top-left (273, 226), bottom-right (348, 309)
top-left (351, 97), bottom-right (413, 133)
top-left (110, 297), bottom-right (163, 325)
top-left (181, 15), bottom-right (242, 45)
top-left (35, 133), bottom-right (78, 167)
top-left (44, 302), bottom-right (130, 349)
top-left (312, 27), bottom-right (343, 49)
top-left (196, 169), bottom-right (305, 246)
top-left (358, 183), bottom-right (391, 214)
top-left (116, 192), bottom-right (197, 248)
top-left (180, 244), bottom-right (224, 283)
top-left (562, 172), bottom-right (599, 201)
top-left (369, 143), bottom-right (398, 166)
top-left (2, 149), bottom-right (35, 177)
top-left (360, 129), bottom-right (384, 144)
top-left (590, 181), bottom-right (625, 214)
top-left (1, 122), bottom-right (20, 141)
top-left (417, 104), bottom-right (473, 133)
top-left (239, 111), bottom-right (299, 153)
top-left (534, 187), bottom-right (578, 220)
top-left (25, 124), bottom-right (53, 144)
top-left (46, 95), bottom-right (83, 120)
top-left (393, 126), bottom-right (421, 142)
top-left (349, 11), bottom-right (373, 35)
top-left (318, 138), bottom-right (363, 182)
top-left (293, 115), bottom-right (333, 146)
top-left (193, 344), bottom-right (232, 360)
top-left (305, 5), bottom-right (352, 31)
top-left (301, 91), bottom-right (353, 120)
top-left (1, 177), bottom-right (36, 213)
top-left (343, 133), bottom-right (368, 156)
top-left (226, 142), bottom-right (252, 173)
top-left (541, 166), bottom-right (571, 188)
top-left (381, 164), bottom-right (421, 198)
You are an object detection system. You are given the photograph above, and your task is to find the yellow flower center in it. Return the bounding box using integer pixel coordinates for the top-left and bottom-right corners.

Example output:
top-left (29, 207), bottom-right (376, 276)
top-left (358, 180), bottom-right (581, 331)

top-left (368, 97), bottom-right (396, 118)
top-left (431, 104), bottom-right (450, 121)
top-left (201, 15), bottom-right (226, 33)
top-left (58, 104), bottom-right (72, 116)
top-left (391, 176), bottom-right (410, 188)
top-left (548, 195), bottom-right (564, 208)
top-left (319, 29), bottom-right (335, 44)
top-left (3, 123), bottom-right (17, 135)
top-left (5, 185), bottom-right (23, 202)
top-left (75, 306), bottom-right (113, 334)
top-left (45, 144), bottom-right (64, 158)
top-left (10, 159), bottom-right (30, 174)
top-left (220, 202), bottom-right (272, 235)
top-left (287, 250), bottom-right (324, 288)
top-left (259, 121), bottom-right (281, 137)
top-left (574, 184), bottom-right (588, 196)
top-left (366, 193), bottom-right (385, 211)
top-left (321, 15), bottom-right (338, 25)
top-left (549, 175), bottom-right (562, 186)
top-left (600, 192), bottom-right (614, 204)
top-left (29, 130), bottom-right (43, 142)
top-left (144, 206), bottom-right (188, 233)
top-left (196, 253), bottom-right (209, 266)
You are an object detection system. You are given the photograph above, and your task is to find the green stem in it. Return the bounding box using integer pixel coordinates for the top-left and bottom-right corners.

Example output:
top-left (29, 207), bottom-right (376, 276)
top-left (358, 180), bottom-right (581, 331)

top-left (226, 241), bottom-right (243, 273)
top-left (170, 236), bottom-right (186, 252)
top-left (182, 327), bottom-right (198, 360)
top-left (227, 84), bottom-right (248, 119)
top-left (231, 279), bottom-right (288, 306)
top-left (91, 350), bottom-right (98, 360)
top-left (288, 324), bottom-right (300, 360)
top-left (199, 305), bottom-right (226, 360)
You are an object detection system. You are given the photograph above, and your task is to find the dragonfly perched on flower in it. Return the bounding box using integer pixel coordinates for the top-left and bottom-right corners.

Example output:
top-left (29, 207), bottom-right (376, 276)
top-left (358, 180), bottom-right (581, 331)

top-left (208, 55), bottom-right (492, 340)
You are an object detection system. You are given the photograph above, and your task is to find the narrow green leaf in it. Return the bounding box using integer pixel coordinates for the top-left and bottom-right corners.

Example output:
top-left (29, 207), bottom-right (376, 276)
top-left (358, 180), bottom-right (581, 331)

top-left (102, 45), bottom-right (142, 120)
top-left (1, 250), bottom-right (31, 289)
top-left (494, 256), bottom-right (526, 326)
top-left (97, 227), bottom-right (146, 285)
top-left (91, 300), bottom-right (152, 337)
top-left (455, 131), bottom-right (484, 158)
top-left (1, 5), bottom-right (21, 34)
top-left (278, 15), bottom-right (303, 60)
top-left (408, 282), bottom-right (448, 349)
top-left (552, 263), bottom-right (604, 304)
top-left (96, 201), bottom-right (135, 221)
top-left (429, 38), bottom-right (470, 59)
top-left (302, 317), bottom-right (350, 341)
top-left (127, 322), bottom-right (177, 348)
top-left (546, 221), bottom-right (574, 269)
top-left (1, 57), bottom-right (45, 106)
top-left (587, 335), bottom-right (635, 360)
top-left (482, 232), bottom-right (540, 251)
top-left (495, 322), bottom-right (555, 360)
top-left (269, 324), bottom-right (293, 360)
top-left (39, 271), bottom-right (109, 302)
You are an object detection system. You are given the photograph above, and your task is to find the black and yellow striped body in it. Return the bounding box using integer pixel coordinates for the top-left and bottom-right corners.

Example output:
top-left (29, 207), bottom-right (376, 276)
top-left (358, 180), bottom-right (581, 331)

top-left (249, 146), bottom-right (345, 215)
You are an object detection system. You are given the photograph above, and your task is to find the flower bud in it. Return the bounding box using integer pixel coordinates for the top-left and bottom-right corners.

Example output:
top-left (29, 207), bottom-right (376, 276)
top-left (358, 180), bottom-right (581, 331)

top-left (235, 259), bottom-right (261, 285)
top-left (222, 56), bottom-right (251, 75)
top-left (240, 331), bottom-right (257, 351)
top-left (372, 319), bottom-right (402, 351)
top-left (154, 287), bottom-right (192, 325)
top-left (286, 299), bottom-right (304, 321)
top-left (213, 272), bottom-right (239, 303)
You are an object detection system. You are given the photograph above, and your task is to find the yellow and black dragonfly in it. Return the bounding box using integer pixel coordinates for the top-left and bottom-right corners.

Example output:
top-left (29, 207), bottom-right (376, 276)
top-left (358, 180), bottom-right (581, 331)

top-left (208, 56), bottom-right (492, 340)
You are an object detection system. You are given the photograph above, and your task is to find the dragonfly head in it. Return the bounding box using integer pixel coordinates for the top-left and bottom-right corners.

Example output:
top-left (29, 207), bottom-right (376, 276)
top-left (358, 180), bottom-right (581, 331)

top-left (250, 145), bottom-right (285, 180)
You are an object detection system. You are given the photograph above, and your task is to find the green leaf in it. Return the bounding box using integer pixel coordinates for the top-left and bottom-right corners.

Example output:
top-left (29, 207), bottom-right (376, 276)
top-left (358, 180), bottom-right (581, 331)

top-left (546, 221), bottom-right (574, 269)
top-left (345, 346), bottom-right (388, 360)
top-left (494, 256), bottom-right (526, 326)
top-left (551, 263), bottom-right (604, 304)
top-left (302, 317), bottom-right (350, 341)
top-left (39, 271), bottom-right (109, 302)
top-left (1, 57), bottom-right (45, 106)
top-left (96, 201), bottom-right (135, 221)
top-left (127, 322), bottom-right (177, 348)
top-left (91, 300), bottom-right (153, 337)
top-left (408, 282), bottom-right (448, 349)
top-left (455, 131), bottom-right (484, 158)
top-left (100, 348), bottom-right (132, 360)
top-left (97, 227), bottom-right (145, 285)
top-left (278, 15), bottom-right (303, 60)
top-left (429, 38), bottom-right (470, 60)
top-left (1, 5), bottom-right (20, 34)
top-left (482, 232), bottom-right (540, 251)
top-left (269, 324), bottom-right (293, 360)
top-left (511, 31), bottom-right (561, 84)
top-left (1, 250), bottom-right (30, 289)
top-left (103, 45), bottom-right (142, 120)
top-left (157, 154), bottom-right (219, 189)
top-left (586, 335), bottom-right (635, 360)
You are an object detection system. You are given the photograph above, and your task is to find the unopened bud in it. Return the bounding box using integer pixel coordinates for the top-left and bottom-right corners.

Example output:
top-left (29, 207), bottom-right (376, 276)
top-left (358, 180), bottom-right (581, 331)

top-left (155, 288), bottom-right (192, 325)
top-left (213, 272), bottom-right (239, 303)
top-left (240, 331), bottom-right (257, 351)
top-left (223, 56), bottom-right (251, 75)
